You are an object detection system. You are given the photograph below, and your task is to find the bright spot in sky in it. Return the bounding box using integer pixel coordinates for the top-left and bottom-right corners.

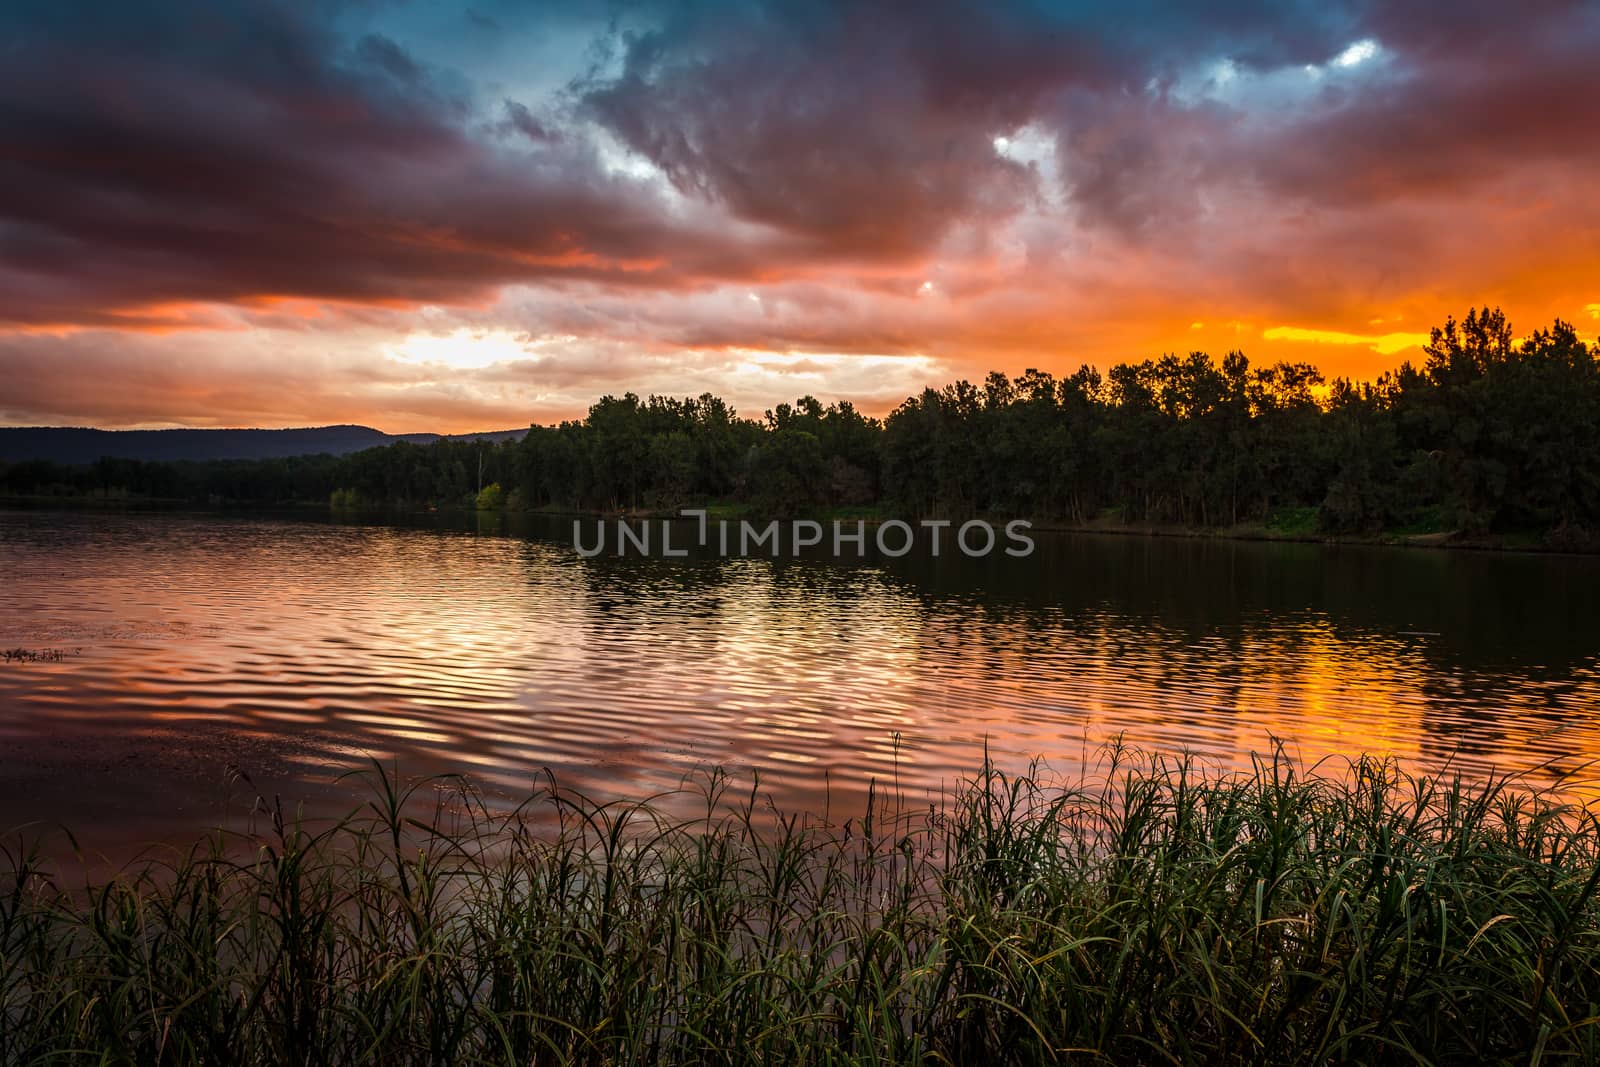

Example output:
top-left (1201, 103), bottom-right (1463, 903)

top-left (387, 328), bottom-right (532, 369)
top-left (991, 123), bottom-right (1059, 180)
top-left (919, 280), bottom-right (935, 295)
top-left (593, 134), bottom-right (664, 183)
top-left (1263, 324), bottom-right (1427, 355)
top-left (1334, 39), bottom-right (1379, 67)
top-left (1586, 303), bottom-right (1600, 320)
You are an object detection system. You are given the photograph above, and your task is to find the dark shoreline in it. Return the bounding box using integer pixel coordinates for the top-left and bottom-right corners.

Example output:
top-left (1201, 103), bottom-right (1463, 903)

top-left (6, 495), bottom-right (1596, 556)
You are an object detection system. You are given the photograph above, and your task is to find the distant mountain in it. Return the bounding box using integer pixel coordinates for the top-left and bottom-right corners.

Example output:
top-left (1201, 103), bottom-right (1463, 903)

top-left (0, 425), bottom-right (528, 465)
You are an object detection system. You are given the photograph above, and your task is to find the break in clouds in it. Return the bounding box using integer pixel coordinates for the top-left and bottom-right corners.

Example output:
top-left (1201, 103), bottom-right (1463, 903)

top-left (2, 0), bottom-right (1599, 429)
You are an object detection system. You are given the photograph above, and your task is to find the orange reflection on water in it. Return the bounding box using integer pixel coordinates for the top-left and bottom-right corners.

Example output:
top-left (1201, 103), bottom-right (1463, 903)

top-left (2, 510), bottom-right (1600, 858)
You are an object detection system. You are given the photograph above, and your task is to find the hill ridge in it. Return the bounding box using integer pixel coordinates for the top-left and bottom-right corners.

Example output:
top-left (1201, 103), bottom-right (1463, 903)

top-left (0, 425), bottom-right (528, 465)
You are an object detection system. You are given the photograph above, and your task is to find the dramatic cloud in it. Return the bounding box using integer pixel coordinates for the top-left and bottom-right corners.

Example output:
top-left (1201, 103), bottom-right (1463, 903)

top-left (1, 0), bottom-right (1596, 429)
top-left (0, 1), bottom-right (753, 330)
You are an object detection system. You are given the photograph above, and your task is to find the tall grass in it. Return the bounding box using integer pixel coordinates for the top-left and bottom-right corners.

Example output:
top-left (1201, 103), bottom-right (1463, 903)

top-left (4, 749), bottom-right (1600, 1064)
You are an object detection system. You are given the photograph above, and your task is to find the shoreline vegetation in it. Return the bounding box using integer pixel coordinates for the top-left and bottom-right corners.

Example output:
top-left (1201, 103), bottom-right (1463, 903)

top-left (5, 753), bottom-right (1600, 1064)
top-left (4, 308), bottom-right (1600, 554)
top-left (0, 494), bottom-right (1587, 556)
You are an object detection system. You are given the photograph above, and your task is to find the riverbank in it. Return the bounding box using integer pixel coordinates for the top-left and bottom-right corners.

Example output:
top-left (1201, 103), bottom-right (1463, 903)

top-left (4, 754), bottom-right (1598, 1064)
top-left (5, 494), bottom-right (1597, 554)
top-left (551, 503), bottom-right (1600, 555)
top-left (1022, 511), bottom-right (1598, 554)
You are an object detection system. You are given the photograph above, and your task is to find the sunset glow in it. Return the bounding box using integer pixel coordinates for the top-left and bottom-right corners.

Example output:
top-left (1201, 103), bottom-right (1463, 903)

top-left (388, 329), bottom-right (537, 371)
top-left (2, 2), bottom-right (1597, 431)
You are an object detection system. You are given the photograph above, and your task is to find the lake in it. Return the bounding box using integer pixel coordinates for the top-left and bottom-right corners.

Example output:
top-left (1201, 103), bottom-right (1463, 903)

top-left (3, 507), bottom-right (1599, 856)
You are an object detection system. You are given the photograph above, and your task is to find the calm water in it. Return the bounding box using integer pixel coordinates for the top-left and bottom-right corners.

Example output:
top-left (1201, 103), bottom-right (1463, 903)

top-left (3, 508), bottom-right (1600, 853)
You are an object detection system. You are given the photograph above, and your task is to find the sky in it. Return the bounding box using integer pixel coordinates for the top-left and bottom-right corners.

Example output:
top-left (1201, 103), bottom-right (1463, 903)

top-left (2, 0), bottom-right (1598, 432)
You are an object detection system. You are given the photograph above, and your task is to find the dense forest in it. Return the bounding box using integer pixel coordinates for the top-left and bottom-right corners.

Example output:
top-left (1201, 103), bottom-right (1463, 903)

top-left (5, 309), bottom-right (1598, 543)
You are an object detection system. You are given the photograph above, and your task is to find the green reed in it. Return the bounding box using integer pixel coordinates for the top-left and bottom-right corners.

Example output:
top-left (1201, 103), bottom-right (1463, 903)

top-left (4, 748), bottom-right (1600, 1065)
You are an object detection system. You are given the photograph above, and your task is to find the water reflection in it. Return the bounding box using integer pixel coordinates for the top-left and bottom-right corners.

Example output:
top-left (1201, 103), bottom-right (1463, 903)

top-left (1, 508), bottom-right (1598, 854)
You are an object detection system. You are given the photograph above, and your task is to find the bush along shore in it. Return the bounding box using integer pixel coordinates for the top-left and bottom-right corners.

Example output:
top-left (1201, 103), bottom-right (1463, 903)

top-left (5, 752), bottom-right (1600, 1065)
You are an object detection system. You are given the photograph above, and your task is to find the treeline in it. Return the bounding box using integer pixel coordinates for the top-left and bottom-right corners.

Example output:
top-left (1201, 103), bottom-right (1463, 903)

top-left (4, 308), bottom-right (1598, 540)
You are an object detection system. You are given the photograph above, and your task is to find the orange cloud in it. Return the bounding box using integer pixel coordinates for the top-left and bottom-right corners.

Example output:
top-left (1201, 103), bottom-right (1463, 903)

top-left (1261, 327), bottom-right (1431, 357)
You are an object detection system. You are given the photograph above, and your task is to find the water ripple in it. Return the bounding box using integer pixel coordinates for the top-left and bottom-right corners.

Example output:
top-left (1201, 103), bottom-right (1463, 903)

top-left (3, 509), bottom-right (1600, 851)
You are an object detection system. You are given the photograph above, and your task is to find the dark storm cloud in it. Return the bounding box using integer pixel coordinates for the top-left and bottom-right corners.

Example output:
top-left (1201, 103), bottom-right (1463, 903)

top-left (0, 0), bottom-right (740, 327)
top-left (0, 0), bottom-right (1395, 328)
top-left (1254, 4), bottom-right (1600, 207)
top-left (575, 0), bottom-right (1368, 254)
